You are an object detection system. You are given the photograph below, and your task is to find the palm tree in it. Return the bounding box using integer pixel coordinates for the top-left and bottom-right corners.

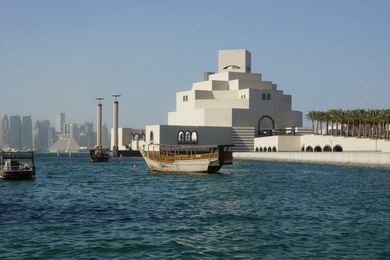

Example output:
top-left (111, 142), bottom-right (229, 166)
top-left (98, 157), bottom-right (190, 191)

top-left (327, 109), bottom-right (338, 136)
top-left (333, 109), bottom-right (344, 136)
top-left (362, 110), bottom-right (370, 138)
top-left (353, 109), bottom-right (365, 137)
top-left (385, 109), bottom-right (390, 140)
top-left (317, 111), bottom-right (326, 135)
top-left (315, 111), bottom-right (321, 134)
top-left (368, 109), bottom-right (379, 138)
top-left (306, 111), bottom-right (315, 134)
top-left (344, 110), bottom-right (354, 137)
top-left (308, 108), bottom-right (390, 139)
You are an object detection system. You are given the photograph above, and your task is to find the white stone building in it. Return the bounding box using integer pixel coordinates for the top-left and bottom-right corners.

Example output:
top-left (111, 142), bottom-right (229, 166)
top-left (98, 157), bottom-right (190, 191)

top-left (110, 128), bottom-right (145, 151)
top-left (146, 49), bottom-right (302, 151)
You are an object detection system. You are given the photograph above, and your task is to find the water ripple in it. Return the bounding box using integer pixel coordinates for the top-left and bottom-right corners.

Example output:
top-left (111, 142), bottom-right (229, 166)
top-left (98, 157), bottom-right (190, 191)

top-left (0, 156), bottom-right (389, 258)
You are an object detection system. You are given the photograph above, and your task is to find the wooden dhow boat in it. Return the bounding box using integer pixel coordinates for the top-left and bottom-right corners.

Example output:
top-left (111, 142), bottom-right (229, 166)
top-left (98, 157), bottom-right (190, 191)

top-left (0, 151), bottom-right (36, 180)
top-left (141, 144), bottom-right (233, 173)
top-left (89, 147), bottom-right (110, 162)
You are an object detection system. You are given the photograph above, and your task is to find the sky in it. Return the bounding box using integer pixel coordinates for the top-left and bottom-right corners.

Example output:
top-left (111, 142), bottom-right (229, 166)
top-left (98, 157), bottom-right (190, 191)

top-left (1, 0), bottom-right (389, 128)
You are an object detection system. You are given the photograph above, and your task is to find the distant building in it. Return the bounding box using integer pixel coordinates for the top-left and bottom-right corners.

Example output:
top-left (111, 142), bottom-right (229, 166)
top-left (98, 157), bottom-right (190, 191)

top-left (79, 122), bottom-right (95, 148)
top-left (110, 128), bottom-right (145, 151)
top-left (33, 120), bottom-right (50, 151)
top-left (48, 126), bottom-right (57, 148)
top-left (9, 115), bottom-right (22, 149)
top-left (21, 116), bottom-right (33, 149)
top-left (56, 113), bottom-right (65, 133)
top-left (69, 123), bottom-right (79, 143)
top-left (145, 49), bottom-right (302, 151)
top-left (0, 114), bottom-right (9, 148)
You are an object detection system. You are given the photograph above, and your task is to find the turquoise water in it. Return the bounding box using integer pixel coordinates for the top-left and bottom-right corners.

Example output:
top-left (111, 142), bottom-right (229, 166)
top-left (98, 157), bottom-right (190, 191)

top-left (0, 155), bottom-right (389, 259)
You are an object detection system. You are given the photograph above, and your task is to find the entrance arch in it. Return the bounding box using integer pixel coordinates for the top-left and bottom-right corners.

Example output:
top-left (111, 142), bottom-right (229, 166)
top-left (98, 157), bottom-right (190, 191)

top-left (257, 115), bottom-right (275, 137)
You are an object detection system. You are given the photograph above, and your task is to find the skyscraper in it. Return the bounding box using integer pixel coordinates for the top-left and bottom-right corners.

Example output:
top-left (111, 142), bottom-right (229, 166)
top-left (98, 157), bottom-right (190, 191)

top-left (0, 114), bottom-right (9, 148)
top-left (48, 126), bottom-right (57, 148)
top-left (9, 115), bottom-right (22, 149)
top-left (79, 122), bottom-right (95, 148)
top-left (56, 113), bottom-right (65, 133)
top-left (103, 123), bottom-right (109, 148)
top-left (33, 120), bottom-right (50, 151)
top-left (70, 123), bottom-right (79, 144)
top-left (21, 116), bottom-right (33, 149)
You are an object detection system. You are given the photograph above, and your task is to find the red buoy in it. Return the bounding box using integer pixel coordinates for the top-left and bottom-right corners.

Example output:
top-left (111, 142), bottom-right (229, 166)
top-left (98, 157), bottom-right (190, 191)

top-left (133, 164), bottom-right (139, 169)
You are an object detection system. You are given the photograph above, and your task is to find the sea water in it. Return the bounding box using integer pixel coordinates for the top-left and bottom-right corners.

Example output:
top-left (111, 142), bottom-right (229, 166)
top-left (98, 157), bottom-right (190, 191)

top-left (0, 155), bottom-right (389, 259)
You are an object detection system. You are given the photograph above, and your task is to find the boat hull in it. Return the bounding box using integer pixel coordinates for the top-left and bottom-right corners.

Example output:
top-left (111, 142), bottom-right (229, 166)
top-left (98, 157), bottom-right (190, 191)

top-left (0, 169), bottom-right (35, 180)
top-left (142, 154), bottom-right (221, 173)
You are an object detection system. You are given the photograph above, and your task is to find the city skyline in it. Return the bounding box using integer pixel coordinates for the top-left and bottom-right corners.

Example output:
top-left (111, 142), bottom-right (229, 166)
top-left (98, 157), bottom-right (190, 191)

top-left (1, 1), bottom-right (390, 128)
top-left (0, 112), bottom-right (110, 151)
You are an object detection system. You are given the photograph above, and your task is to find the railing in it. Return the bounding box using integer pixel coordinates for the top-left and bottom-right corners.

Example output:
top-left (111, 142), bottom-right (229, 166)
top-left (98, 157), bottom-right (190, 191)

top-left (1, 151), bottom-right (34, 159)
top-left (146, 151), bottom-right (219, 163)
top-left (1, 165), bottom-right (33, 172)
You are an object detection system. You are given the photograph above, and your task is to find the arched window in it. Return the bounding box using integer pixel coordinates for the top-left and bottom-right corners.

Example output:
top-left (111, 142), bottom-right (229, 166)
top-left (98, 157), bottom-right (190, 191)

top-left (333, 145), bottom-right (343, 152)
top-left (223, 65), bottom-right (241, 70)
top-left (134, 134), bottom-right (139, 141)
top-left (255, 147), bottom-right (259, 152)
top-left (260, 147), bottom-right (263, 152)
top-left (323, 145), bottom-right (332, 152)
top-left (177, 131), bottom-right (185, 143)
top-left (191, 131), bottom-right (198, 144)
top-left (306, 146), bottom-right (313, 152)
top-left (183, 96), bottom-right (185, 102)
top-left (272, 147), bottom-right (277, 152)
top-left (267, 94), bottom-right (271, 100)
top-left (314, 146), bottom-right (322, 152)
top-left (185, 131), bottom-right (191, 143)
top-left (268, 147), bottom-right (272, 152)
top-left (262, 93), bottom-right (266, 100)
top-left (149, 131), bottom-right (154, 143)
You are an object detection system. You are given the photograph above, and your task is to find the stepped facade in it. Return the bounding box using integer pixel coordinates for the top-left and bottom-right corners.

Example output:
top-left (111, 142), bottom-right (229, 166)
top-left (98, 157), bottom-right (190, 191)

top-left (146, 49), bottom-right (302, 151)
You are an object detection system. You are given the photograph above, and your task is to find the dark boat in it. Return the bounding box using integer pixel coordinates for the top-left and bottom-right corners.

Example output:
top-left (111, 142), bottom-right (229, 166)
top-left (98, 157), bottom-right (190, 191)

top-left (89, 147), bottom-right (110, 162)
top-left (0, 151), bottom-right (36, 180)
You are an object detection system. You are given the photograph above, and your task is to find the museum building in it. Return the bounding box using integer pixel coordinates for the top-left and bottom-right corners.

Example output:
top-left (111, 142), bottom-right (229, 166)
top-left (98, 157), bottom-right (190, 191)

top-left (145, 49), bottom-right (302, 151)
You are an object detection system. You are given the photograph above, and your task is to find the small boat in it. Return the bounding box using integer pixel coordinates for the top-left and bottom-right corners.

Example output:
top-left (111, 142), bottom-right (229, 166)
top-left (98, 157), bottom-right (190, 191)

top-left (141, 144), bottom-right (233, 173)
top-left (0, 151), bottom-right (36, 180)
top-left (89, 147), bottom-right (110, 162)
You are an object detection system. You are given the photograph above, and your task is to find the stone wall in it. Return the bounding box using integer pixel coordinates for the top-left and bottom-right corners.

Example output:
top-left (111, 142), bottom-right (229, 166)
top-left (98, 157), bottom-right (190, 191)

top-left (234, 152), bottom-right (390, 167)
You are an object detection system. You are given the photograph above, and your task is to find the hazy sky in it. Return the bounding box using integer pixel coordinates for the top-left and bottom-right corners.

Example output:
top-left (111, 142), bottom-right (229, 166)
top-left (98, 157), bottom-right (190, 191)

top-left (1, 0), bottom-right (389, 128)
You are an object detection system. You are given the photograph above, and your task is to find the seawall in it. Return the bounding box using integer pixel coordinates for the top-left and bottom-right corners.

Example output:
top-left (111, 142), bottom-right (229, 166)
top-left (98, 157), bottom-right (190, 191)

top-left (233, 152), bottom-right (390, 168)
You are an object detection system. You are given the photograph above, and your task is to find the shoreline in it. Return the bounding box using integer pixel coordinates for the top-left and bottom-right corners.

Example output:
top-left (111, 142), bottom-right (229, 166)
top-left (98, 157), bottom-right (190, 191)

top-left (233, 152), bottom-right (390, 169)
